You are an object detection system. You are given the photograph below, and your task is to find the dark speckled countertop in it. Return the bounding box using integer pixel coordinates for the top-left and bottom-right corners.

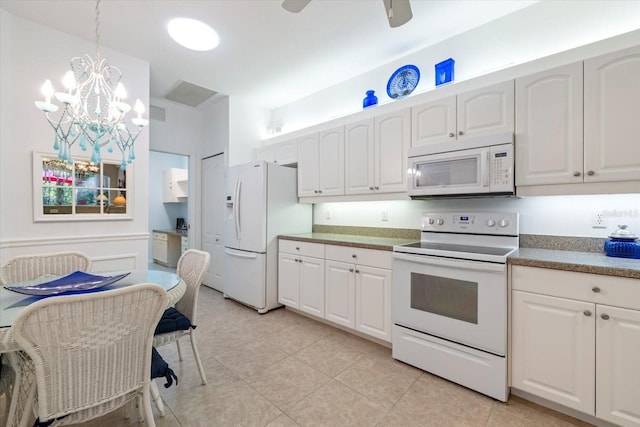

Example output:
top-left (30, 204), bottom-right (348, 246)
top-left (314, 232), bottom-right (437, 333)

top-left (279, 233), bottom-right (416, 251)
top-left (508, 248), bottom-right (640, 279)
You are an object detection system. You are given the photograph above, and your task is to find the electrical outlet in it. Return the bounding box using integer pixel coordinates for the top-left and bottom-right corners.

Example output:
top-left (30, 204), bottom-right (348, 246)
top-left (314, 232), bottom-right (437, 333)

top-left (381, 209), bottom-right (389, 221)
top-left (591, 211), bottom-right (606, 228)
top-left (325, 210), bottom-right (332, 220)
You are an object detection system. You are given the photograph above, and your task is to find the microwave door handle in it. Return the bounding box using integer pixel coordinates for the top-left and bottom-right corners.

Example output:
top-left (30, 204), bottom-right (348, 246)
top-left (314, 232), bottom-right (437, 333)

top-left (482, 151), bottom-right (490, 187)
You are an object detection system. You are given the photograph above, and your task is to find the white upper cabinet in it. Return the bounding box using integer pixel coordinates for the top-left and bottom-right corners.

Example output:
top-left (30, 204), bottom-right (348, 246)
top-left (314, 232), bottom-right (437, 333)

top-left (515, 62), bottom-right (584, 186)
top-left (297, 127), bottom-right (344, 198)
top-left (584, 45), bottom-right (640, 183)
top-left (412, 80), bottom-right (514, 147)
top-left (345, 118), bottom-right (374, 194)
top-left (162, 168), bottom-right (188, 203)
top-left (411, 96), bottom-right (456, 146)
top-left (375, 109), bottom-right (411, 193)
top-left (257, 139), bottom-right (298, 166)
top-left (344, 109), bottom-right (410, 195)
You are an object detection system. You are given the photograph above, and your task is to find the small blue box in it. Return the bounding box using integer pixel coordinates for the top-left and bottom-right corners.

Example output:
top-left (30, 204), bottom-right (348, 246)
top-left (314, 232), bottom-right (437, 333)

top-left (435, 58), bottom-right (455, 86)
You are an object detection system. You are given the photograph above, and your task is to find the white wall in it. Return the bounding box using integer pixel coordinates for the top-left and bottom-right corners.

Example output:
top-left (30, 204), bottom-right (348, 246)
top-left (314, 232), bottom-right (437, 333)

top-left (228, 95), bottom-right (270, 166)
top-left (314, 194), bottom-right (640, 238)
top-left (0, 10), bottom-right (151, 271)
top-left (268, 1), bottom-right (640, 135)
top-left (148, 151), bottom-right (188, 260)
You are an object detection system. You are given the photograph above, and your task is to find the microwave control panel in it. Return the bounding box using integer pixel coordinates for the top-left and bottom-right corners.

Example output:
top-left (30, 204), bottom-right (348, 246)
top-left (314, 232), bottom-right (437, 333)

top-left (490, 144), bottom-right (514, 192)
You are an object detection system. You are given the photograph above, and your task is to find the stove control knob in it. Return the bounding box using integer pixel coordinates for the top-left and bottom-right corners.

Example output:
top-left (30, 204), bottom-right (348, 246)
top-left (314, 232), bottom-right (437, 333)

top-left (498, 219), bottom-right (509, 228)
top-left (436, 218), bottom-right (444, 225)
top-left (486, 219), bottom-right (496, 227)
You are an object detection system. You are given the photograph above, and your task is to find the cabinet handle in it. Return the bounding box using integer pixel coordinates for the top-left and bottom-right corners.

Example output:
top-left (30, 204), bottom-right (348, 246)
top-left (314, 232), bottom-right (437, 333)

top-left (583, 310), bottom-right (592, 317)
top-left (318, 190), bottom-right (322, 194)
top-left (573, 171), bottom-right (581, 177)
top-left (587, 170), bottom-right (595, 176)
top-left (355, 269), bottom-right (360, 273)
top-left (374, 186), bottom-right (379, 190)
top-left (458, 130), bottom-right (464, 136)
top-left (601, 313), bottom-right (610, 320)
top-left (449, 132), bottom-right (455, 137)
top-left (352, 254), bottom-right (357, 258)
top-left (314, 190), bottom-right (318, 194)
top-left (592, 287), bottom-right (601, 293)
top-left (369, 186), bottom-right (374, 190)
top-left (349, 268), bottom-right (354, 272)
top-left (296, 247), bottom-right (300, 250)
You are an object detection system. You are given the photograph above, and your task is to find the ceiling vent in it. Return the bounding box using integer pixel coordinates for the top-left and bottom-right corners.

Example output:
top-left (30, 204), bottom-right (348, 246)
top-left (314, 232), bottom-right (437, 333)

top-left (164, 80), bottom-right (217, 107)
top-left (149, 105), bottom-right (166, 122)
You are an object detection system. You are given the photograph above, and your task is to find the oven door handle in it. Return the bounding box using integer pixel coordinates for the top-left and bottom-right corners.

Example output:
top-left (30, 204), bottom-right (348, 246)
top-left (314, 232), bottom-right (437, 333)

top-left (393, 252), bottom-right (506, 273)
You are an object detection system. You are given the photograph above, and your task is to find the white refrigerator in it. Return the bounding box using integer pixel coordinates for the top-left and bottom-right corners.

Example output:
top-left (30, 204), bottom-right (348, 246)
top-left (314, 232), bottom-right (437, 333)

top-left (223, 161), bottom-right (312, 313)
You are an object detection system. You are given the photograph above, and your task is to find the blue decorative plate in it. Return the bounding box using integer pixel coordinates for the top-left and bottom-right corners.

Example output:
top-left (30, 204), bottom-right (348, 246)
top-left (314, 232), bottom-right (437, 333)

top-left (6, 271), bottom-right (130, 296)
top-left (387, 65), bottom-right (420, 99)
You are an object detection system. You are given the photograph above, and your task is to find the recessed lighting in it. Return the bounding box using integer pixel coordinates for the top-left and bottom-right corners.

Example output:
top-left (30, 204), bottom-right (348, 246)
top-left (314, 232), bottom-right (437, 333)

top-left (168, 18), bottom-right (219, 51)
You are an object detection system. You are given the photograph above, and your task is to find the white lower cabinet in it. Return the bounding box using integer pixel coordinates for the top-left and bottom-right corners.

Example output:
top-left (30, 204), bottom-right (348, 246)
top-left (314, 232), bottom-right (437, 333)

top-left (278, 239), bottom-right (392, 342)
top-left (325, 245), bottom-right (392, 342)
top-left (511, 266), bottom-right (640, 427)
top-left (278, 240), bottom-right (325, 317)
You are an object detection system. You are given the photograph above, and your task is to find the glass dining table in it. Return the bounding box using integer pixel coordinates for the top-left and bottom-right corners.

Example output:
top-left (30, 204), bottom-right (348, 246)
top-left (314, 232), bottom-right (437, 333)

top-left (0, 269), bottom-right (186, 427)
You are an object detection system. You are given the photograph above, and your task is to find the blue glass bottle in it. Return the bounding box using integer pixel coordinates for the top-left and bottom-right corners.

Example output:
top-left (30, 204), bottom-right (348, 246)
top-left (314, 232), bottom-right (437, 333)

top-left (363, 90), bottom-right (378, 109)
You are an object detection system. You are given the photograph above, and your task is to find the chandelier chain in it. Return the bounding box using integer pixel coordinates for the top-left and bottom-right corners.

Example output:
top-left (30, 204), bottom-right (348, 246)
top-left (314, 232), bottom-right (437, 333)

top-left (95, 0), bottom-right (101, 59)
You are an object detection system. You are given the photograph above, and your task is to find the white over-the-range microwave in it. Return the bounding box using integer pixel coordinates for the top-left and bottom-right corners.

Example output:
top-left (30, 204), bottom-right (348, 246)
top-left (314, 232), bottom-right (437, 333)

top-left (407, 133), bottom-right (514, 198)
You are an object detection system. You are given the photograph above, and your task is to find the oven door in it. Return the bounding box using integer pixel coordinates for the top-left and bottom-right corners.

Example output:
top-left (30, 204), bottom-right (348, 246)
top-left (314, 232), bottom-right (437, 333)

top-left (392, 252), bottom-right (507, 355)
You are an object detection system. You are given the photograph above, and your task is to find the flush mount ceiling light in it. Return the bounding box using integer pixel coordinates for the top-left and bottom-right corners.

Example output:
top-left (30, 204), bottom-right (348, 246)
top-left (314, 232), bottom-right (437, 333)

top-left (34, 0), bottom-right (147, 168)
top-left (168, 18), bottom-right (219, 51)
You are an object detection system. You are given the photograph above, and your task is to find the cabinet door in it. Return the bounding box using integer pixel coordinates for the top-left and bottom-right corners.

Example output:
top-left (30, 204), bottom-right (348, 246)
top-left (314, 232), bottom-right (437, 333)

top-left (584, 46), bottom-right (640, 182)
top-left (299, 255), bottom-right (325, 318)
top-left (153, 234), bottom-right (168, 263)
top-left (297, 133), bottom-right (320, 197)
top-left (458, 80), bottom-right (514, 140)
top-left (162, 170), bottom-right (176, 203)
top-left (257, 145), bottom-right (276, 163)
top-left (275, 139), bottom-right (298, 165)
top-left (511, 291), bottom-right (595, 415)
top-left (324, 260), bottom-right (355, 329)
top-left (318, 127), bottom-right (345, 196)
top-left (278, 252), bottom-right (300, 309)
top-left (411, 96), bottom-right (456, 146)
top-left (375, 109), bottom-right (410, 193)
top-left (596, 304), bottom-right (640, 427)
top-left (515, 62), bottom-right (584, 186)
top-left (345, 119), bottom-right (375, 195)
top-left (355, 265), bottom-right (391, 342)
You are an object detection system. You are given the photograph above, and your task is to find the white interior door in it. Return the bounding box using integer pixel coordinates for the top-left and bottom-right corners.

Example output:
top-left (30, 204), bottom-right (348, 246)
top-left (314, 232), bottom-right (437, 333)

top-left (201, 153), bottom-right (225, 291)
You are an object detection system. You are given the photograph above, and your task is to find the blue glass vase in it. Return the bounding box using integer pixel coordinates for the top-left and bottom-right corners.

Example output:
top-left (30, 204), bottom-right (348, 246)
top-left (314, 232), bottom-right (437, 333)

top-left (363, 90), bottom-right (378, 109)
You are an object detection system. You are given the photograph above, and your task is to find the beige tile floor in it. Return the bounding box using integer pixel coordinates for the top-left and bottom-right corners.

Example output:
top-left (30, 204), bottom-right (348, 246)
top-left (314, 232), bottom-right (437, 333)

top-left (2, 285), bottom-right (593, 427)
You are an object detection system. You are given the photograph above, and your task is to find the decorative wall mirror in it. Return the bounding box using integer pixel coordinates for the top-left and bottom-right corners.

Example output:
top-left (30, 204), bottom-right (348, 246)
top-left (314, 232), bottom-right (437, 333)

top-left (33, 152), bottom-right (131, 221)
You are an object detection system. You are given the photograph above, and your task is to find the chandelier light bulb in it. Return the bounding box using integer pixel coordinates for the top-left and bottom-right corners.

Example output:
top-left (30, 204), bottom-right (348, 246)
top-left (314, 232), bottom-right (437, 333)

top-left (134, 99), bottom-right (145, 117)
top-left (114, 82), bottom-right (127, 100)
top-left (62, 71), bottom-right (76, 92)
top-left (41, 80), bottom-right (54, 103)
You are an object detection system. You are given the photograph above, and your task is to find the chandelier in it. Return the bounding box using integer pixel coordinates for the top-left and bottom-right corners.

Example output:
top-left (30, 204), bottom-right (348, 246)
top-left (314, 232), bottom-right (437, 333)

top-left (34, 0), bottom-right (148, 169)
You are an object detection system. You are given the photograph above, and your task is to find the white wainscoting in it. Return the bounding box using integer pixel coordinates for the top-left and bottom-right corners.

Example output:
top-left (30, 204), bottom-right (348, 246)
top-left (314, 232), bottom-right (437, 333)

top-left (0, 233), bottom-right (149, 273)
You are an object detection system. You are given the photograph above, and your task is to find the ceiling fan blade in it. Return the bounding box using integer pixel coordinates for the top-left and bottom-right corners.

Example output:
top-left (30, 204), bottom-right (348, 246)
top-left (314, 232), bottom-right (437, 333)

top-left (282, 0), bottom-right (312, 13)
top-left (383, 0), bottom-right (413, 28)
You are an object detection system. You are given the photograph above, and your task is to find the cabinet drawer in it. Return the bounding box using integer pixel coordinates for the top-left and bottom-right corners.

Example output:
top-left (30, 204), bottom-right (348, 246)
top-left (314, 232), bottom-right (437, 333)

top-left (153, 232), bottom-right (168, 241)
top-left (325, 245), bottom-right (392, 269)
top-left (511, 265), bottom-right (640, 310)
top-left (279, 239), bottom-right (325, 258)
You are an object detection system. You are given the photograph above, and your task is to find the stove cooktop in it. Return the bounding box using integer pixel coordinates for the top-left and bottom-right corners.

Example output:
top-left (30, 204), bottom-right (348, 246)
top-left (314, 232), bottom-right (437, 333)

top-left (396, 241), bottom-right (516, 257)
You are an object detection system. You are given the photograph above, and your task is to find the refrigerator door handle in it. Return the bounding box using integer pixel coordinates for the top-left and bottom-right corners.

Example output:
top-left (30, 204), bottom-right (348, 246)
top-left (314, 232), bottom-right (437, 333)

top-left (225, 248), bottom-right (258, 259)
top-left (234, 176), bottom-right (241, 240)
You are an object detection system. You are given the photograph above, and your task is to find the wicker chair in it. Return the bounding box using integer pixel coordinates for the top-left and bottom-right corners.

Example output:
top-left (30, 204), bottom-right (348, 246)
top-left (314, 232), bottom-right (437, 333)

top-left (0, 252), bottom-right (91, 285)
top-left (151, 249), bottom-right (210, 416)
top-left (12, 284), bottom-right (168, 426)
top-left (0, 360), bottom-right (15, 427)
